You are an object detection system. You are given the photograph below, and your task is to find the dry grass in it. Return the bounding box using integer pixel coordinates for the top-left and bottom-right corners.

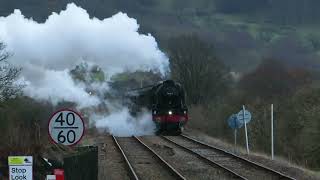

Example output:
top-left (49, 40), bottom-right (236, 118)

top-left (0, 121), bottom-right (49, 179)
top-left (184, 128), bottom-right (320, 180)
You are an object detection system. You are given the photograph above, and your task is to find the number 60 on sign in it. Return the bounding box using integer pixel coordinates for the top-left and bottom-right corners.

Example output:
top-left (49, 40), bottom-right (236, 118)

top-left (48, 109), bottom-right (85, 146)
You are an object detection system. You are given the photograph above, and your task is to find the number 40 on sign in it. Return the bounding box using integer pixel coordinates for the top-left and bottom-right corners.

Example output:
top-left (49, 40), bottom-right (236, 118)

top-left (48, 109), bottom-right (85, 146)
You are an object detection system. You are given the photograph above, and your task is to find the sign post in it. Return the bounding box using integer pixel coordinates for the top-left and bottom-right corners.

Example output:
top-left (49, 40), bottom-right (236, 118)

top-left (8, 156), bottom-right (33, 180)
top-left (48, 109), bottom-right (85, 146)
top-left (237, 106), bottom-right (251, 155)
top-left (234, 129), bottom-right (237, 151)
top-left (243, 105), bottom-right (249, 154)
top-left (271, 104), bottom-right (274, 160)
top-left (228, 114), bottom-right (243, 153)
top-left (228, 109), bottom-right (252, 154)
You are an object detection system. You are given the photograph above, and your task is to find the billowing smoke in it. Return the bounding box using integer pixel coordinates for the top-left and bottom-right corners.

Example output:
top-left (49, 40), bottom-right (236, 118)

top-left (95, 108), bottom-right (155, 137)
top-left (0, 3), bottom-right (167, 136)
top-left (23, 69), bottom-right (101, 108)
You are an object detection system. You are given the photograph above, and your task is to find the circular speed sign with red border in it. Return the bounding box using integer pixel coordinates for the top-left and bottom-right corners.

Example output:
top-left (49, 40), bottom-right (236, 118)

top-left (48, 109), bottom-right (85, 146)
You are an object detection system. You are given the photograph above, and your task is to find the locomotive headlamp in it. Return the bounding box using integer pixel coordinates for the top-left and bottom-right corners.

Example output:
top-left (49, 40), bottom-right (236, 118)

top-left (168, 111), bottom-right (173, 115)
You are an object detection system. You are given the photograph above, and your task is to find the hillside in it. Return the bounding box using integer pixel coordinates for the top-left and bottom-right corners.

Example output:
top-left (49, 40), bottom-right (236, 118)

top-left (1, 1), bottom-right (320, 72)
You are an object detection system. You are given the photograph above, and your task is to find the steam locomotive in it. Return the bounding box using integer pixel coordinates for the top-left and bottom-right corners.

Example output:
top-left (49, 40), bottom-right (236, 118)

top-left (127, 80), bottom-right (188, 135)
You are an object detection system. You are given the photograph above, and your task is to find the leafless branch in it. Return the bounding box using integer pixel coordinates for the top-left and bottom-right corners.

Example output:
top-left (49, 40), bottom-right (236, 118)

top-left (0, 42), bottom-right (23, 102)
top-left (0, 42), bottom-right (11, 62)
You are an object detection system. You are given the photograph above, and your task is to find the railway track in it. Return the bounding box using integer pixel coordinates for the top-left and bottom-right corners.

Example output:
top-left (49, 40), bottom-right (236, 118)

top-left (112, 135), bottom-right (186, 180)
top-left (97, 136), bottom-right (131, 180)
top-left (162, 135), bottom-right (296, 180)
top-left (141, 136), bottom-right (245, 180)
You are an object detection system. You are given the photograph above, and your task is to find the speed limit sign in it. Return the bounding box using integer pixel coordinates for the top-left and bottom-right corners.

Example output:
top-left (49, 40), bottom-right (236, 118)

top-left (48, 109), bottom-right (85, 146)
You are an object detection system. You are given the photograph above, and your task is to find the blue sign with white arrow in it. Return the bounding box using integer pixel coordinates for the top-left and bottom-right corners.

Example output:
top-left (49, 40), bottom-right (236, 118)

top-left (237, 109), bottom-right (252, 124)
top-left (228, 114), bottom-right (243, 129)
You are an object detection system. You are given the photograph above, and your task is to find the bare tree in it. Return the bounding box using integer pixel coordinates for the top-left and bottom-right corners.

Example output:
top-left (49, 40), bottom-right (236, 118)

top-left (0, 42), bottom-right (23, 102)
top-left (168, 34), bottom-right (229, 105)
top-left (239, 59), bottom-right (311, 100)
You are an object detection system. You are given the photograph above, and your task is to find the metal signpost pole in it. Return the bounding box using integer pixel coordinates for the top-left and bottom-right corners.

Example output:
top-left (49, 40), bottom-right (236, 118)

top-left (228, 114), bottom-right (241, 154)
top-left (243, 105), bottom-right (249, 154)
top-left (271, 104), bottom-right (274, 160)
top-left (234, 129), bottom-right (237, 153)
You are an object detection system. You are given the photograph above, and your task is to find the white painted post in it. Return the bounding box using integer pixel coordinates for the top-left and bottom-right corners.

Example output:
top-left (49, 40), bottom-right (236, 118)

top-left (271, 104), bottom-right (274, 160)
top-left (243, 105), bottom-right (250, 154)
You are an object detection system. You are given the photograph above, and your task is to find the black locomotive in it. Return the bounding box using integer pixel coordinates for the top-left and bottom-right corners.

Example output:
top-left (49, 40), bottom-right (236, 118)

top-left (127, 80), bottom-right (188, 134)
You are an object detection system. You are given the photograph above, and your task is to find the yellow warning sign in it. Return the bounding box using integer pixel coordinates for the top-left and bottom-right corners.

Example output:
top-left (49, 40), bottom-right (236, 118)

top-left (8, 156), bottom-right (33, 165)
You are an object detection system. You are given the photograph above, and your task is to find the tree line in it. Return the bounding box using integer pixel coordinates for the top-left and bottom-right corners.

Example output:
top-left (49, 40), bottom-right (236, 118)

top-left (166, 34), bottom-right (320, 170)
top-left (3, 0), bottom-right (320, 25)
top-left (215, 0), bottom-right (320, 25)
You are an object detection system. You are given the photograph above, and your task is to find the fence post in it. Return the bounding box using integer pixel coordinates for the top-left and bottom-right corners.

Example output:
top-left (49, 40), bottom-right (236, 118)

top-left (271, 104), bottom-right (274, 160)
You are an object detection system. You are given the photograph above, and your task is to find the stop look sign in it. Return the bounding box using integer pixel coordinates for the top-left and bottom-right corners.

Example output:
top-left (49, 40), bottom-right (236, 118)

top-left (48, 109), bottom-right (85, 146)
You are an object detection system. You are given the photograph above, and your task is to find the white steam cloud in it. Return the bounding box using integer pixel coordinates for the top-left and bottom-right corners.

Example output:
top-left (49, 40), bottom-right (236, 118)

top-left (23, 69), bottom-right (100, 108)
top-left (95, 108), bottom-right (155, 137)
top-left (0, 3), bottom-right (167, 136)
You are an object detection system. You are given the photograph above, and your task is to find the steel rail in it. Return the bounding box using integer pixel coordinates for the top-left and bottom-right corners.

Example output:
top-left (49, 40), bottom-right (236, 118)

top-left (112, 135), bottom-right (140, 180)
top-left (181, 134), bottom-right (296, 180)
top-left (134, 136), bottom-right (186, 180)
top-left (161, 136), bottom-right (247, 180)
